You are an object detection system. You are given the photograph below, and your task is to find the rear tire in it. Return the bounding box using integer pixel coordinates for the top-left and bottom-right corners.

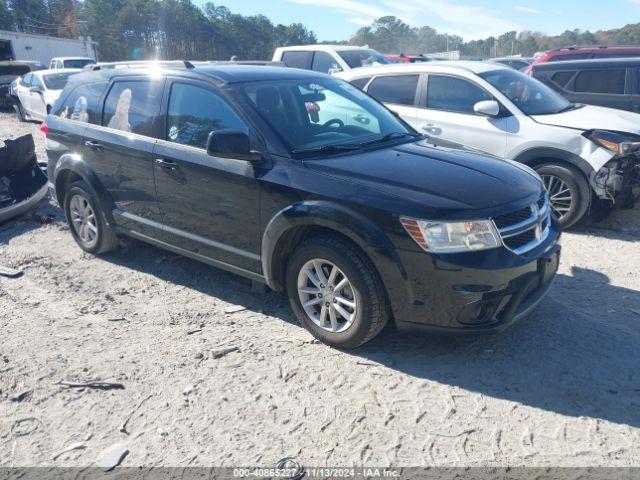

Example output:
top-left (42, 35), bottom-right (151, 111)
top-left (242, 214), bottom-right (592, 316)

top-left (63, 180), bottom-right (118, 254)
top-left (536, 163), bottom-right (590, 229)
top-left (286, 235), bottom-right (390, 349)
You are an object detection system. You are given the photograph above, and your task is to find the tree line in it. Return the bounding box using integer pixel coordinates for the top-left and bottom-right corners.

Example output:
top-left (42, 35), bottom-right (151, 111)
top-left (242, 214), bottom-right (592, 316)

top-left (352, 16), bottom-right (640, 58)
top-left (1, 1), bottom-right (640, 61)
top-left (0, 0), bottom-right (317, 61)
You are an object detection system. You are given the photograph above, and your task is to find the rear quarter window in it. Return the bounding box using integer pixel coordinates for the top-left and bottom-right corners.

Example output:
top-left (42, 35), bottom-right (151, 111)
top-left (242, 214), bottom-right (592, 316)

top-left (54, 81), bottom-right (108, 124)
top-left (367, 75), bottom-right (419, 106)
top-left (281, 51), bottom-right (312, 69)
top-left (550, 71), bottom-right (576, 89)
top-left (349, 77), bottom-right (372, 90)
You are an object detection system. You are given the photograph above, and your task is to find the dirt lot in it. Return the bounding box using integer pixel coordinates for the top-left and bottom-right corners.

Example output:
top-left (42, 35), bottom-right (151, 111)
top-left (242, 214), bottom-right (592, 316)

top-left (1, 109), bottom-right (640, 468)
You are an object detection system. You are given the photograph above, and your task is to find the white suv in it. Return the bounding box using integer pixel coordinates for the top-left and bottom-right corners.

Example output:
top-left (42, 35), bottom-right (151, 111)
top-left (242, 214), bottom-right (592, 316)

top-left (337, 62), bottom-right (640, 227)
top-left (49, 57), bottom-right (96, 69)
top-left (272, 45), bottom-right (389, 74)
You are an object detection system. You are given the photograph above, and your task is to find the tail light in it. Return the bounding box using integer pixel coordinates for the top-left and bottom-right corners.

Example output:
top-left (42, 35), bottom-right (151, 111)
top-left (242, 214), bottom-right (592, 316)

top-left (40, 121), bottom-right (48, 137)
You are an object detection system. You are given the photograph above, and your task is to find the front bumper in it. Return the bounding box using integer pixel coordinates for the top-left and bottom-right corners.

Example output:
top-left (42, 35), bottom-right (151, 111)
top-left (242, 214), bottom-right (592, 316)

top-left (591, 154), bottom-right (640, 203)
top-left (391, 226), bottom-right (561, 334)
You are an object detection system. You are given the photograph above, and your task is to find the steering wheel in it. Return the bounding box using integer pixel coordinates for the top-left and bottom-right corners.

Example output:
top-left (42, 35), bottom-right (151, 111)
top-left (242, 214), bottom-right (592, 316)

top-left (323, 118), bottom-right (344, 128)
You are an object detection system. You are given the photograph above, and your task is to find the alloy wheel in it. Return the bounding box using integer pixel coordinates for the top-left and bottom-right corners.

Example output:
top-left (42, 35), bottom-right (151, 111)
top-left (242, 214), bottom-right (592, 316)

top-left (542, 174), bottom-right (573, 220)
top-left (69, 194), bottom-right (98, 247)
top-left (297, 258), bottom-right (358, 333)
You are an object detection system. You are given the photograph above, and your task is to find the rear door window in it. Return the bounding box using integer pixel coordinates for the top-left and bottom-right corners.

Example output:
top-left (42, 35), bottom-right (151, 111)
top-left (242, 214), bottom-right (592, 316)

top-left (426, 75), bottom-right (492, 113)
top-left (367, 75), bottom-right (419, 106)
top-left (574, 69), bottom-right (626, 94)
top-left (281, 51), bottom-right (312, 70)
top-left (54, 81), bottom-right (108, 124)
top-left (102, 80), bottom-right (164, 136)
top-left (166, 82), bottom-right (248, 150)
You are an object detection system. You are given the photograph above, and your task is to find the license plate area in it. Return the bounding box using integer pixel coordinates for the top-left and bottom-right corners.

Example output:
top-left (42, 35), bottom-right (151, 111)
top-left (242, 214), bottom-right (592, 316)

top-left (538, 249), bottom-right (560, 285)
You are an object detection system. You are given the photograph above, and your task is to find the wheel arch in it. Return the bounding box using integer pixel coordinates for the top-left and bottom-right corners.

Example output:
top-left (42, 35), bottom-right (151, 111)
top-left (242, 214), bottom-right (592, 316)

top-left (262, 201), bottom-right (410, 307)
top-left (53, 154), bottom-right (115, 223)
top-left (513, 147), bottom-right (593, 179)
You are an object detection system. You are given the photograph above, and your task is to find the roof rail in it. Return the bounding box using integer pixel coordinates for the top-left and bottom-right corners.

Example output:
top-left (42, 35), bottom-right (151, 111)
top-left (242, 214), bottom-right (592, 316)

top-left (83, 60), bottom-right (195, 71)
top-left (206, 60), bottom-right (285, 67)
top-left (553, 44), bottom-right (640, 52)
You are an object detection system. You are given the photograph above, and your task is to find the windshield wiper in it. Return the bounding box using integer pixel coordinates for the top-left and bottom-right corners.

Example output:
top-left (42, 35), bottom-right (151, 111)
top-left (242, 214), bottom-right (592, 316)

top-left (359, 132), bottom-right (421, 147)
top-left (291, 143), bottom-right (362, 155)
top-left (557, 103), bottom-right (581, 114)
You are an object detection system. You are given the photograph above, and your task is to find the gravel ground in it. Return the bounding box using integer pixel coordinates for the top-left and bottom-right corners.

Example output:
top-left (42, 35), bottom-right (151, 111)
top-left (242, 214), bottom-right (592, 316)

top-left (1, 109), bottom-right (640, 468)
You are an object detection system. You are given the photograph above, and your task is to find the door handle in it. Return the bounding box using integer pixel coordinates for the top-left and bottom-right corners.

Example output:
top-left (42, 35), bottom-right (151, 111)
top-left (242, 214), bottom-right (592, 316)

top-left (155, 158), bottom-right (177, 170)
top-left (84, 140), bottom-right (103, 150)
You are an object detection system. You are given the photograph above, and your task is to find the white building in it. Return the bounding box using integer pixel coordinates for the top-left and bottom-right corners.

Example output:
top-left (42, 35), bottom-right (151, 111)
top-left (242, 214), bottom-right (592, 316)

top-left (0, 30), bottom-right (98, 65)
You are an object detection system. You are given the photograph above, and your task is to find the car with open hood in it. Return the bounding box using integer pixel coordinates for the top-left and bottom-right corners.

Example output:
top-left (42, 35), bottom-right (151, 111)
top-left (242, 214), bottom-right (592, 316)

top-left (44, 63), bottom-right (560, 348)
top-left (337, 61), bottom-right (640, 227)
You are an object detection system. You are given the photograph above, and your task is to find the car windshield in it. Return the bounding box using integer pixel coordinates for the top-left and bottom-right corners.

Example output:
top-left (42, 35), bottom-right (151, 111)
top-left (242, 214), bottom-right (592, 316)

top-left (43, 72), bottom-right (76, 90)
top-left (338, 50), bottom-right (390, 68)
top-left (479, 68), bottom-right (572, 115)
top-left (241, 77), bottom-right (415, 154)
top-left (63, 59), bottom-right (94, 69)
top-left (0, 65), bottom-right (31, 76)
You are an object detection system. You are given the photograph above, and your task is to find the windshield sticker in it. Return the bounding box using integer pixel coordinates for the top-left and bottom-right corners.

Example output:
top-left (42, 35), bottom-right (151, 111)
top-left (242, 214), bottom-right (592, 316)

top-left (308, 83), bottom-right (325, 92)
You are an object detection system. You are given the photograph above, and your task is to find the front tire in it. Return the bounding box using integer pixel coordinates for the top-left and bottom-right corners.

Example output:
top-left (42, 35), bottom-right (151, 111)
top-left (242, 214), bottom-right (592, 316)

top-left (64, 180), bottom-right (118, 254)
top-left (286, 235), bottom-right (390, 349)
top-left (536, 163), bottom-right (590, 228)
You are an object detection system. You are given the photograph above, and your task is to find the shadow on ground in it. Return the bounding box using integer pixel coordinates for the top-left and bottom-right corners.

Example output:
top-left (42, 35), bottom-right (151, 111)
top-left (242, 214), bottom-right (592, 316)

top-left (0, 196), bottom-right (62, 241)
top-left (96, 236), bottom-right (640, 430)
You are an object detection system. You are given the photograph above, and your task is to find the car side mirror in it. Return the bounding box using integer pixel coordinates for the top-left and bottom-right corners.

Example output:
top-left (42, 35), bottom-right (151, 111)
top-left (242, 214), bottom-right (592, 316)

top-left (29, 86), bottom-right (43, 93)
top-left (206, 130), bottom-right (262, 162)
top-left (474, 100), bottom-right (500, 117)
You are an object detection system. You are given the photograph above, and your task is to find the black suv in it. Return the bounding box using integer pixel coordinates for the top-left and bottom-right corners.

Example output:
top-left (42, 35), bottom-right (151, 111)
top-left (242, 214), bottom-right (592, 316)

top-left (45, 63), bottom-right (561, 348)
top-left (532, 58), bottom-right (640, 112)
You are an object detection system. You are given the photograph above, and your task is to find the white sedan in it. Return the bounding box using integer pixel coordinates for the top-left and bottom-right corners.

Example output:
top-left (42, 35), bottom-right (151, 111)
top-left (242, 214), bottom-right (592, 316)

top-left (13, 68), bottom-right (80, 122)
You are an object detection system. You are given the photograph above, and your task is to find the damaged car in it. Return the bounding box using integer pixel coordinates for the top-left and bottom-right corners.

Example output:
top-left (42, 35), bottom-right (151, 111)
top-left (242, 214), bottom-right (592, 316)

top-left (0, 61), bottom-right (46, 108)
top-left (338, 62), bottom-right (640, 227)
top-left (0, 134), bottom-right (48, 223)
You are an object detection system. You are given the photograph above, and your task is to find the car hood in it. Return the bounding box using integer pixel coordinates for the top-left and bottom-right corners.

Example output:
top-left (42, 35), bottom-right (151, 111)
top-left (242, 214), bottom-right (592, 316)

top-left (0, 74), bottom-right (19, 85)
top-left (305, 140), bottom-right (543, 213)
top-left (532, 105), bottom-right (640, 135)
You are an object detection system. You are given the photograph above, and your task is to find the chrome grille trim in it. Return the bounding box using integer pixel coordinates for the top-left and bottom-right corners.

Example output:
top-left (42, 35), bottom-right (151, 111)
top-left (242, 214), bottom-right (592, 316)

top-left (493, 194), bottom-right (551, 255)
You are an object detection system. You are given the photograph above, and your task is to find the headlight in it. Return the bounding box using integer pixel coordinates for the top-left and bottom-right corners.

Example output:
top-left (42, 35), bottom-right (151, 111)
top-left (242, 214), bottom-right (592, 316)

top-left (585, 129), bottom-right (640, 155)
top-left (400, 217), bottom-right (502, 253)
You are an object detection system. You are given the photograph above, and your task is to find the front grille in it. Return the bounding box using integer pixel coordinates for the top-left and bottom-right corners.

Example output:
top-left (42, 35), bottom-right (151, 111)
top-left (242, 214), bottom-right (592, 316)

top-left (493, 193), bottom-right (550, 255)
top-left (493, 206), bottom-right (532, 229)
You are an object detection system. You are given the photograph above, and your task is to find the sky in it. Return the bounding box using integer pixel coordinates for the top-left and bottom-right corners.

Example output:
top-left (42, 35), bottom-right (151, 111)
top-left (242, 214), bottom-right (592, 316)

top-left (196, 0), bottom-right (640, 42)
